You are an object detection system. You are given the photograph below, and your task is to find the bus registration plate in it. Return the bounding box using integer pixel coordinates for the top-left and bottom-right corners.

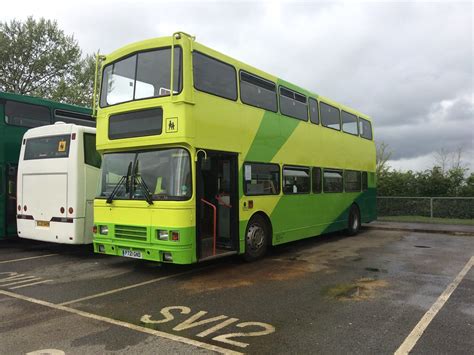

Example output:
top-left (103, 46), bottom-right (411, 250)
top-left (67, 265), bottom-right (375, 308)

top-left (122, 249), bottom-right (142, 259)
top-left (36, 220), bottom-right (50, 227)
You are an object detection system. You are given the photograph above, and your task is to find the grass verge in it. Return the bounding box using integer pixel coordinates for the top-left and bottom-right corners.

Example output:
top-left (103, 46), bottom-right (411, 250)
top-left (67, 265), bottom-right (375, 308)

top-left (378, 216), bottom-right (474, 226)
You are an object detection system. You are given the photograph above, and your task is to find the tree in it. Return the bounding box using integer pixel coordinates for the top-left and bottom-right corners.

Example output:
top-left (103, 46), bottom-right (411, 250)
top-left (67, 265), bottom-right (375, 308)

top-left (376, 141), bottom-right (392, 177)
top-left (0, 17), bottom-right (94, 107)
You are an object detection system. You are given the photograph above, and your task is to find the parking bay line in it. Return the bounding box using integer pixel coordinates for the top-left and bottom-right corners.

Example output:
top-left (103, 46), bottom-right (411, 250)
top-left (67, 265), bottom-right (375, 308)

top-left (395, 256), bottom-right (474, 355)
top-left (59, 266), bottom-right (213, 306)
top-left (0, 289), bottom-right (242, 355)
top-left (0, 254), bottom-right (58, 264)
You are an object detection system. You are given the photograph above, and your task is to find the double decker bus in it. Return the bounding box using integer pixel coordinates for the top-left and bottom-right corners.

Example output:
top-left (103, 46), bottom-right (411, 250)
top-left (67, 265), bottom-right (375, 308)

top-left (17, 123), bottom-right (101, 244)
top-left (93, 32), bottom-right (376, 264)
top-left (0, 92), bottom-right (94, 239)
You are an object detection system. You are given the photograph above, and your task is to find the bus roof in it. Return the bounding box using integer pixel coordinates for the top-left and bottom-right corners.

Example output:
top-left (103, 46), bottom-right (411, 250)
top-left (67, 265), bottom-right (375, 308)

top-left (23, 123), bottom-right (96, 139)
top-left (0, 91), bottom-right (92, 115)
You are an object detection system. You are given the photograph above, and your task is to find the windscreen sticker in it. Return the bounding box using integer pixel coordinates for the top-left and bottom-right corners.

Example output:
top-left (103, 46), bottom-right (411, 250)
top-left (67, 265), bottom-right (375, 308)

top-left (58, 140), bottom-right (67, 152)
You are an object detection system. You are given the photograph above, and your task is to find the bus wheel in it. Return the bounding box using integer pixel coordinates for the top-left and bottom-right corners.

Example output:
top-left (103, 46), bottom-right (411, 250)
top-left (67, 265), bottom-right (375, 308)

top-left (243, 215), bottom-right (269, 261)
top-left (346, 204), bottom-right (361, 236)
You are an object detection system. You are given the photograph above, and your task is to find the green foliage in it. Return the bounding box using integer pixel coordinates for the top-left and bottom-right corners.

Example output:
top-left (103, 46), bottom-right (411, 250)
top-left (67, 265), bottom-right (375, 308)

top-left (378, 166), bottom-right (473, 197)
top-left (0, 17), bottom-right (95, 107)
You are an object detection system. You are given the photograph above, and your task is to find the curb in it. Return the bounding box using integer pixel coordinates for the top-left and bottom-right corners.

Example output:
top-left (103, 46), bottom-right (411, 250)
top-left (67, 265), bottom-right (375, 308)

top-left (363, 225), bottom-right (474, 237)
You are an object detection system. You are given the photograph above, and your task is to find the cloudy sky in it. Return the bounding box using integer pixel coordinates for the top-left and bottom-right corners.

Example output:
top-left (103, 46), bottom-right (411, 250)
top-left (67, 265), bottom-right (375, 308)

top-left (3, 0), bottom-right (473, 172)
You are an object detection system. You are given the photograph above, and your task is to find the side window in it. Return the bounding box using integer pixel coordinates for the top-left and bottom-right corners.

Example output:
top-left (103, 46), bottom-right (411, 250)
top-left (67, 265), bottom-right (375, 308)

top-left (311, 167), bottom-right (322, 193)
top-left (5, 100), bottom-right (51, 128)
top-left (344, 170), bottom-right (361, 192)
top-left (323, 169), bottom-right (343, 193)
top-left (193, 51), bottom-right (237, 100)
top-left (244, 163), bottom-right (280, 195)
top-left (359, 118), bottom-right (373, 140)
top-left (283, 166), bottom-right (310, 194)
top-left (362, 172), bottom-right (368, 191)
top-left (309, 98), bottom-right (319, 124)
top-left (341, 111), bottom-right (358, 135)
top-left (240, 71), bottom-right (277, 112)
top-left (320, 102), bottom-right (340, 130)
top-left (83, 133), bottom-right (102, 168)
top-left (279, 87), bottom-right (308, 121)
top-left (54, 110), bottom-right (95, 127)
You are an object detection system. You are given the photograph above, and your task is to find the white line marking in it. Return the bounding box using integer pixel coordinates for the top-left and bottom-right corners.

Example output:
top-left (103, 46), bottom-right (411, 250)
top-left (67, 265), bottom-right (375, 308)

top-left (0, 289), bottom-right (242, 355)
top-left (1, 277), bottom-right (42, 287)
top-left (59, 267), bottom-right (211, 306)
top-left (0, 254), bottom-right (58, 264)
top-left (395, 256), bottom-right (474, 355)
top-left (9, 280), bottom-right (53, 289)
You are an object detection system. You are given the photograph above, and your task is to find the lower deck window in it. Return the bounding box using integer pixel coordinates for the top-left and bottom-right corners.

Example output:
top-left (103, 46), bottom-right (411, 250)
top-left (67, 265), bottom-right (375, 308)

top-left (323, 169), bottom-right (343, 193)
top-left (283, 166), bottom-right (310, 194)
top-left (344, 170), bottom-right (361, 192)
top-left (244, 163), bottom-right (280, 195)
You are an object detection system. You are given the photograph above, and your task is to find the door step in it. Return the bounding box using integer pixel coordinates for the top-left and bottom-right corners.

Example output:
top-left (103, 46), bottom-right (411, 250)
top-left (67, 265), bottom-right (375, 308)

top-left (199, 250), bottom-right (238, 262)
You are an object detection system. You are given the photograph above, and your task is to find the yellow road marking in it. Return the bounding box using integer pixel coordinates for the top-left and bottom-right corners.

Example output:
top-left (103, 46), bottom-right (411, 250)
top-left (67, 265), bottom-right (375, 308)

top-left (0, 254), bottom-right (58, 264)
top-left (0, 289), bottom-right (242, 355)
top-left (395, 256), bottom-right (474, 355)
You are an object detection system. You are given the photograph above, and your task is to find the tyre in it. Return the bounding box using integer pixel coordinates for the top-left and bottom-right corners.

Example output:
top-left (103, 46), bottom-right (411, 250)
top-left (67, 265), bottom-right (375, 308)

top-left (346, 204), bottom-right (361, 236)
top-left (243, 214), bottom-right (269, 261)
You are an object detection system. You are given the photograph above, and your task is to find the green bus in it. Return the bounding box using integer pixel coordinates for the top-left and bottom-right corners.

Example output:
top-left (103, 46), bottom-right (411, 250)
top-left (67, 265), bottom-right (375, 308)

top-left (93, 32), bottom-right (376, 264)
top-left (0, 91), bottom-right (94, 239)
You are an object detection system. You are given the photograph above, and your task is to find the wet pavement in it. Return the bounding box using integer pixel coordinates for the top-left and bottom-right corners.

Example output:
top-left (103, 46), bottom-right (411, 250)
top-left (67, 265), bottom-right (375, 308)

top-left (0, 228), bottom-right (473, 354)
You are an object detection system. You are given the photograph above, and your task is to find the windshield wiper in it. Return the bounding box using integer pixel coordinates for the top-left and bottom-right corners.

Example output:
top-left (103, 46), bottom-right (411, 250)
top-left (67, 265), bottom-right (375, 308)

top-left (106, 162), bottom-right (132, 204)
top-left (134, 175), bottom-right (154, 205)
top-left (132, 160), bottom-right (153, 205)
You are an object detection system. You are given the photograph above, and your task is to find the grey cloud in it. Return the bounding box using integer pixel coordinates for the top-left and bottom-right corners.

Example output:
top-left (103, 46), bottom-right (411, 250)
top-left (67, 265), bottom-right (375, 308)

top-left (3, 1), bottom-right (473, 170)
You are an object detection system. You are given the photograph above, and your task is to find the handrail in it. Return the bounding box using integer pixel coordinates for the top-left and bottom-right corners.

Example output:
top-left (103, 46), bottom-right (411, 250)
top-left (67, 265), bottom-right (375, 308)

top-left (201, 198), bottom-right (217, 256)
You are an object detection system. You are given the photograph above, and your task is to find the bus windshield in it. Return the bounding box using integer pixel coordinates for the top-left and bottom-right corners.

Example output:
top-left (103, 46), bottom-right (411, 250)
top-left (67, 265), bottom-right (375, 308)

top-left (99, 148), bottom-right (191, 201)
top-left (100, 47), bottom-right (182, 107)
top-left (24, 135), bottom-right (71, 160)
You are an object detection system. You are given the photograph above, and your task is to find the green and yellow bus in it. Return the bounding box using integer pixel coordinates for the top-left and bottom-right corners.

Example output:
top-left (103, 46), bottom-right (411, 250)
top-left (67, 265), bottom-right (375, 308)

top-left (93, 32), bottom-right (376, 264)
top-left (0, 91), bottom-right (94, 239)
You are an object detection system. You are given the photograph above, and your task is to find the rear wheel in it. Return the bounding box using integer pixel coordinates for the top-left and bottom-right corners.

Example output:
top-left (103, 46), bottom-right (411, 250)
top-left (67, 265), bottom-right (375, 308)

top-left (243, 215), bottom-right (269, 261)
top-left (346, 204), bottom-right (361, 236)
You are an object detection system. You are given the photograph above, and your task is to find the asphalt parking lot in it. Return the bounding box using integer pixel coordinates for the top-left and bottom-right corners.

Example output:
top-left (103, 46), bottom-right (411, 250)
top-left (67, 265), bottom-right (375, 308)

top-left (0, 228), bottom-right (473, 354)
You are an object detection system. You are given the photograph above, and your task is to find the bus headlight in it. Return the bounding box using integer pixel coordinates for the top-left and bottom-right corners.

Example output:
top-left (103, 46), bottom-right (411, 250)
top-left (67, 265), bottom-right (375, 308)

top-left (157, 230), bottom-right (169, 241)
top-left (99, 225), bottom-right (109, 235)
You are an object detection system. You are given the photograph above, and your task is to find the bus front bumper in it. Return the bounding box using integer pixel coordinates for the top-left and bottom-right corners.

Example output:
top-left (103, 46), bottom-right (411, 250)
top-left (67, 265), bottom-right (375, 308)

top-left (93, 237), bottom-right (196, 264)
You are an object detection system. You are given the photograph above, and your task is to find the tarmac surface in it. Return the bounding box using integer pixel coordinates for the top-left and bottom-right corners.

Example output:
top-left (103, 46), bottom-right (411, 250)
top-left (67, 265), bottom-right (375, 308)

top-left (0, 224), bottom-right (473, 354)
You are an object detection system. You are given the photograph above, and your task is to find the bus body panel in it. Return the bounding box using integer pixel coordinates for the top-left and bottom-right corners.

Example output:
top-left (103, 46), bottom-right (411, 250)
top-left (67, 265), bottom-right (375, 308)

top-left (17, 123), bottom-right (99, 244)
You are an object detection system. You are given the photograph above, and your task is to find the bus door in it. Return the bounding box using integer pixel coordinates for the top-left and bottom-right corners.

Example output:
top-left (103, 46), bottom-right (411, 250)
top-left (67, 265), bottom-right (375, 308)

top-left (0, 163), bottom-right (5, 237)
top-left (196, 151), bottom-right (238, 260)
top-left (6, 164), bottom-right (18, 236)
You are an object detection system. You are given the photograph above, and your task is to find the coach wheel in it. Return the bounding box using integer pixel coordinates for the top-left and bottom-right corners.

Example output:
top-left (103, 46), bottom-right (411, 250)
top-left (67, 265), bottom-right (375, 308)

top-left (243, 215), bottom-right (269, 262)
top-left (347, 204), bottom-right (361, 236)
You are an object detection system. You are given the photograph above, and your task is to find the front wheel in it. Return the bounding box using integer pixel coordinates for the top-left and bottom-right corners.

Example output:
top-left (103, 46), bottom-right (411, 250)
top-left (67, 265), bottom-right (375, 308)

top-left (346, 204), bottom-right (361, 236)
top-left (243, 215), bottom-right (269, 262)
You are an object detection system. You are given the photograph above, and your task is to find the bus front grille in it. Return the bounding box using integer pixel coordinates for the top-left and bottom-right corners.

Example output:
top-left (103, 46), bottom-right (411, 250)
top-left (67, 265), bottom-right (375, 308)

top-left (115, 225), bottom-right (148, 241)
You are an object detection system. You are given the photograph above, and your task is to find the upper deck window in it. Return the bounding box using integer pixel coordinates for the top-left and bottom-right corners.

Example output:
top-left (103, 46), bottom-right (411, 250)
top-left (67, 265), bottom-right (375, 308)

top-left (359, 118), bottom-right (373, 140)
top-left (279, 87), bottom-right (308, 121)
top-left (320, 102), bottom-right (340, 130)
top-left (5, 101), bottom-right (51, 128)
top-left (100, 47), bottom-right (182, 107)
top-left (24, 135), bottom-right (71, 160)
top-left (193, 51), bottom-right (237, 100)
top-left (341, 111), bottom-right (358, 135)
top-left (240, 71), bottom-right (277, 112)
